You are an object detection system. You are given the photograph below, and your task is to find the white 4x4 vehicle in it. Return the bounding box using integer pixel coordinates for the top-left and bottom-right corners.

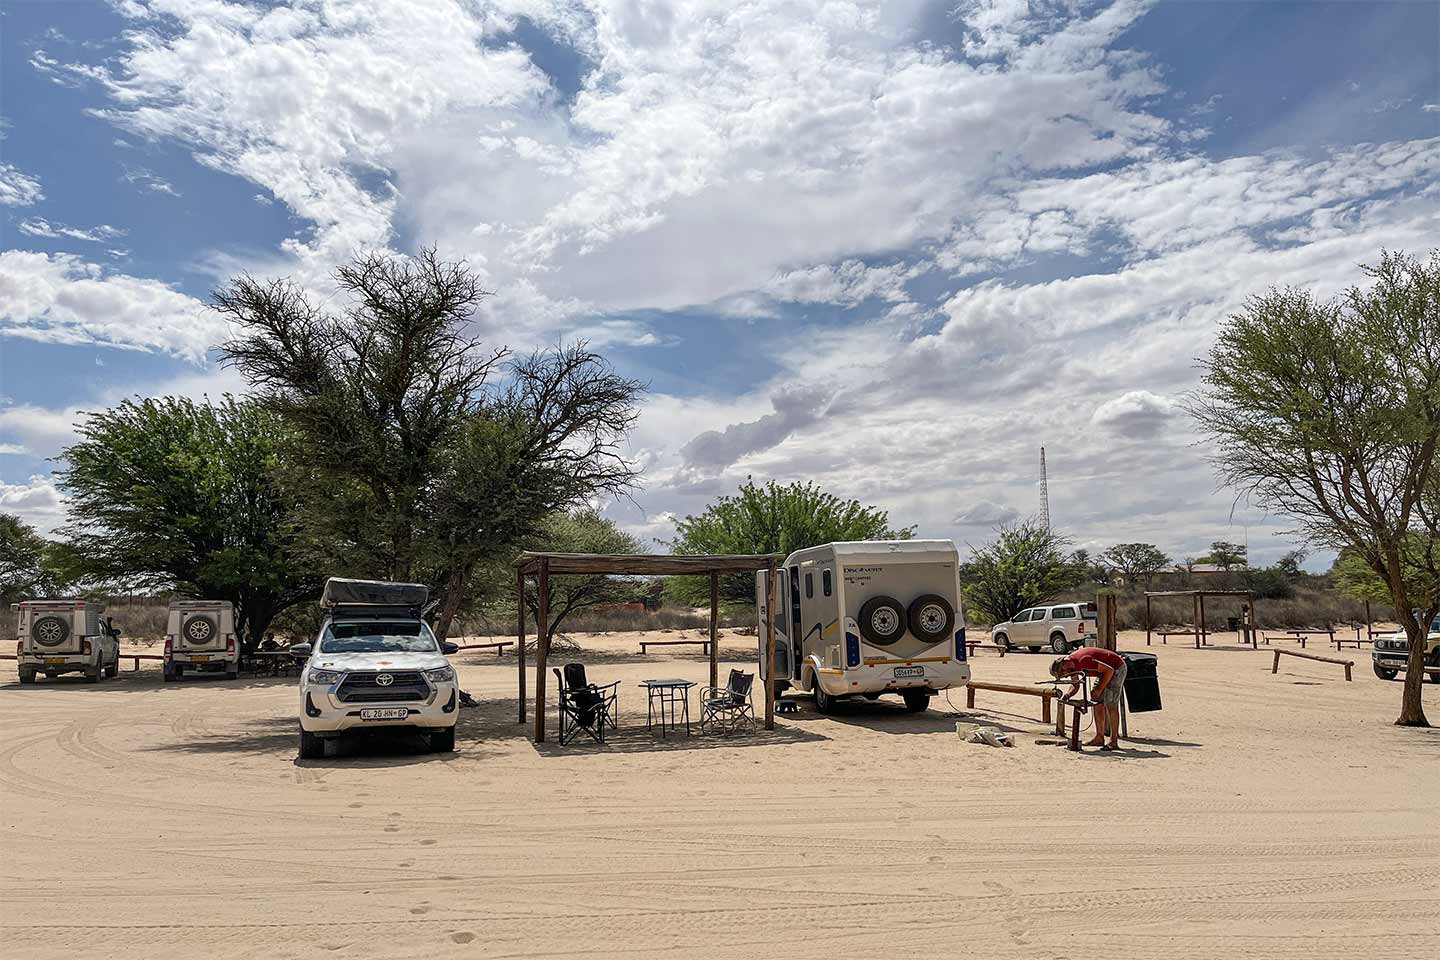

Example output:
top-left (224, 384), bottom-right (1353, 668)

top-left (292, 578), bottom-right (460, 759)
top-left (991, 601), bottom-right (1098, 654)
top-left (164, 600), bottom-right (239, 681)
top-left (13, 600), bottom-right (121, 684)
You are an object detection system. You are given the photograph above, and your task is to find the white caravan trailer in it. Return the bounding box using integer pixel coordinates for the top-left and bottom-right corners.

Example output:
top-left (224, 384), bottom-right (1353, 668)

top-left (755, 540), bottom-right (970, 713)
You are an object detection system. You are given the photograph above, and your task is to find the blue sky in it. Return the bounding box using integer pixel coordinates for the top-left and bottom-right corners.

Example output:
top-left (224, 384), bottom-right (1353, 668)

top-left (2, 0), bottom-right (1438, 570)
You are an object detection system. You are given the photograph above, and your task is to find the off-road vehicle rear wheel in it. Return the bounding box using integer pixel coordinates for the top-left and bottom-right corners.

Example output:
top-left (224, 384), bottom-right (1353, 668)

top-left (430, 726), bottom-right (456, 753)
top-left (298, 727), bottom-right (325, 760)
top-left (1050, 632), bottom-right (1069, 654)
top-left (18, 668), bottom-right (35, 684)
top-left (812, 674), bottom-right (838, 714)
top-left (901, 689), bottom-right (931, 712)
top-left (1373, 664), bottom-right (1398, 681)
top-left (857, 595), bottom-right (906, 646)
top-left (84, 661), bottom-right (101, 684)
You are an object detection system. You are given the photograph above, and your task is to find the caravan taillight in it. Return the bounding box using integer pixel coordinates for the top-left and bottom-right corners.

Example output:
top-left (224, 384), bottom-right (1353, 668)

top-left (82, 640), bottom-right (92, 656)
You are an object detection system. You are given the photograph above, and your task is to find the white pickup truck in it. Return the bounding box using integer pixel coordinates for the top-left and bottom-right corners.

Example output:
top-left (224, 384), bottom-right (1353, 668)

top-left (163, 600), bottom-right (239, 681)
top-left (13, 600), bottom-right (121, 684)
top-left (291, 578), bottom-right (460, 759)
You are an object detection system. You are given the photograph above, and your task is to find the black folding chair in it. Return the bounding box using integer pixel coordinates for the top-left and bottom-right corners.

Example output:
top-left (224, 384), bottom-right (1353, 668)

top-left (699, 669), bottom-right (756, 735)
top-left (553, 663), bottom-right (620, 745)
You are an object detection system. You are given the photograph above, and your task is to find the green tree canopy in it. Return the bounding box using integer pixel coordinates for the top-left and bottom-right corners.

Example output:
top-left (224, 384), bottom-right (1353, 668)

top-left (960, 520), bottom-right (1082, 624)
top-left (0, 513), bottom-right (70, 604)
top-left (513, 509), bottom-right (643, 647)
top-left (55, 397), bottom-right (320, 649)
top-left (1190, 248), bottom-right (1440, 726)
top-left (1101, 542), bottom-right (1171, 586)
top-left (216, 249), bottom-right (643, 638)
top-left (1202, 540), bottom-right (1248, 570)
top-left (669, 478), bottom-right (913, 605)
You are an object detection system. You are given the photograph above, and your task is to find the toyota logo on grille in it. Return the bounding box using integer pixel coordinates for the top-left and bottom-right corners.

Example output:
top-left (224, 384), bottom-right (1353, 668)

top-left (375, 673), bottom-right (394, 686)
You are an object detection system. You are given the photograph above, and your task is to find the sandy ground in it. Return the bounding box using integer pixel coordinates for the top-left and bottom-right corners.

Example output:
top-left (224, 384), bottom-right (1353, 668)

top-left (2, 628), bottom-right (1437, 960)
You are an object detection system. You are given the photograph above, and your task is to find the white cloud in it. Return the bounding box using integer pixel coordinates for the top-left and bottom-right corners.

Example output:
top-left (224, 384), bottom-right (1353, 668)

top-left (952, 500), bottom-right (1021, 527)
top-left (0, 250), bottom-right (223, 359)
top-left (17, 218), bottom-right (128, 244)
top-left (1091, 390), bottom-right (1180, 437)
top-left (0, 476), bottom-right (66, 536)
top-left (0, 162), bottom-right (44, 206)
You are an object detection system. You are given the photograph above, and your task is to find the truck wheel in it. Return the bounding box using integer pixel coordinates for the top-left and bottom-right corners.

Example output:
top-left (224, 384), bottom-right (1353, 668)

top-left (906, 594), bottom-right (955, 644)
top-left (857, 595), bottom-right (906, 646)
top-left (1372, 664), bottom-right (1398, 681)
top-left (298, 727), bottom-right (325, 760)
top-left (430, 726), bottom-right (456, 753)
top-left (105, 655), bottom-right (118, 678)
top-left (32, 615), bottom-right (69, 648)
top-left (812, 675), bottom-right (838, 715)
top-left (18, 668), bottom-right (35, 685)
top-left (225, 666), bottom-right (239, 680)
top-left (901, 689), bottom-right (931, 712)
top-left (993, 633), bottom-right (1011, 652)
top-left (162, 665), bottom-right (174, 683)
top-left (85, 661), bottom-right (101, 684)
top-left (1050, 632), bottom-right (1069, 654)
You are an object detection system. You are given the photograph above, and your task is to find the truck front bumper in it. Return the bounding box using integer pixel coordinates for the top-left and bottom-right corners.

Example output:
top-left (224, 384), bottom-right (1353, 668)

top-left (299, 683), bottom-right (459, 735)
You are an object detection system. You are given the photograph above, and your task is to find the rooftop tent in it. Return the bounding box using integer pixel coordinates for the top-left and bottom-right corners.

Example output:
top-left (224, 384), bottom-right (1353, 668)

top-left (320, 578), bottom-right (429, 608)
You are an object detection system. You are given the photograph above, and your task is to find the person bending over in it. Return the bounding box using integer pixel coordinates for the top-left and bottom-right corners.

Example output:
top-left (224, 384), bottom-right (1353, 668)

top-left (1050, 646), bottom-right (1127, 750)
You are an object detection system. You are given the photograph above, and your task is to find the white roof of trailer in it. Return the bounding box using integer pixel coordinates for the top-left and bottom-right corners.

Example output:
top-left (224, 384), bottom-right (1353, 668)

top-left (784, 539), bottom-right (958, 565)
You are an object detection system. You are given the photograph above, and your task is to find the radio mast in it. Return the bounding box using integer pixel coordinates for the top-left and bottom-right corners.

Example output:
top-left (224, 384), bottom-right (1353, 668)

top-left (1039, 446), bottom-right (1051, 531)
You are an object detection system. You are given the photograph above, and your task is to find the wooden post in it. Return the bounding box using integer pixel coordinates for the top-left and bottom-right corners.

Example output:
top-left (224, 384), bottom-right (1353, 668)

top-left (709, 572), bottom-right (719, 691)
top-left (1068, 704), bottom-right (1081, 752)
top-left (966, 685), bottom-right (976, 710)
top-left (1146, 595), bottom-right (1152, 646)
top-left (1193, 593), bottom-right (1201, 649)
top-left (763, 560), bottom-right (777, 730)
top-left (1344, 661), bottom-right (1352, 682)
top-left (516, 569), bottom-right (526, 725)
top-left (1365, 599), bottom-right (1373, 641)
top-left (1097, 593), bottom-right (1118, 651)
top-left (533, 558), bottom-right (550, 743)
top-left (1041, 695), bottom-right (1051, 725)
top-left (1198, 593), bottom-right (1207, 647)
top-left (1272, 649), bottom-right (1280, 674)
top-left (1055, 700), bottom-right (1064, 736)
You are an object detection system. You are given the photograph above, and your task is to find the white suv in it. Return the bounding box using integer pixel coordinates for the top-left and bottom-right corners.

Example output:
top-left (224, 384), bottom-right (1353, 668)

top-left (163, 600), bottom-right (239, 681)
top-left (991, 601), bottom-right (1098, 654)
top-left (13, 600), bottom-right (121, 684)
top-left (291, 578), bottom-right (460, 759)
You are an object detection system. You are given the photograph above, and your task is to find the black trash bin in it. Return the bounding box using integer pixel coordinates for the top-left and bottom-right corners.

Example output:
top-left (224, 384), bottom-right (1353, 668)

top-left (1119, 651), bottom-right (1161, 712)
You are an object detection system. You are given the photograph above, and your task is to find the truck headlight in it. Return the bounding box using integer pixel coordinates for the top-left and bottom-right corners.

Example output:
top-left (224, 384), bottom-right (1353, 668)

top-left (424, 665), bottom-right (455, 683)
top-left (307, 668), bottom-right (343, 685)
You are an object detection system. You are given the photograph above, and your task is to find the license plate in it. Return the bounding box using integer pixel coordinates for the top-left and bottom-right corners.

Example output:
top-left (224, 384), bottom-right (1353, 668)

top-left (894, 666), bottom-right (925, 678)
top-left (360, 708), bottom-right (409, 720)
top-left (191, 655), bottom-right (210, 662)
top-left (45, 657), bottom-right (66, 664)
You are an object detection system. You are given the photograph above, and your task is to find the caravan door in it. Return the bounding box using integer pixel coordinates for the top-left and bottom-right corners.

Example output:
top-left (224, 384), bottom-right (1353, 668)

top-left (754, 569), bottom-right (792, 686)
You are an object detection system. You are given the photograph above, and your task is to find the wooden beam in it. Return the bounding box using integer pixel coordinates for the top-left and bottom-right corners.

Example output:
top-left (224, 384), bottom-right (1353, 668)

top-left (709, 572), bottom-right (719, 691)
top-left (1272, 646), bottom-right (1354, 680)
top-left (533, 558), bottom-right (550, 743)
top-left (764, 560), bottom-right (776, 731)
top-left (516, 569), bottom-right (526, 725)
top-left (514, 552), bottom-right (781, 576)
top-left (1146, 594), bottom-right (1152, 647)
top-left (1199, 592), bottom-right (1207, 647)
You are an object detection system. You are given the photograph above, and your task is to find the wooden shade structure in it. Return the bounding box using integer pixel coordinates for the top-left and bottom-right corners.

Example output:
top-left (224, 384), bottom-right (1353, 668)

top-left (1144, 589), bottom-right (1258, 648)
top-left (513, 552), bottom-right (783, 743)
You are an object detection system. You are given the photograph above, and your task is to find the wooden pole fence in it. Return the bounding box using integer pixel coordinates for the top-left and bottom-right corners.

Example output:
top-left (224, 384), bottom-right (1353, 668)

top-left (964, 681), bottom-right (1065, 735)
top-left (1272, 647), bottom-right (1354, 681)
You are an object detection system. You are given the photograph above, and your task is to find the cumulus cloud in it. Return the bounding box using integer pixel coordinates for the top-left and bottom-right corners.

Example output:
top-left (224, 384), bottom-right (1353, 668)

top-left (0, 476), bottom-right (66, 535)
top-left (1091, 390), bottom-right (1180, 437)
top-left (17, 218), bottom-right (127, 244)
top-left (679, 386), bottom-right (834, 474)
top-left (0, 250), bottom-right (223, 358)
top-left (0, 162), bottom-right (43, 206)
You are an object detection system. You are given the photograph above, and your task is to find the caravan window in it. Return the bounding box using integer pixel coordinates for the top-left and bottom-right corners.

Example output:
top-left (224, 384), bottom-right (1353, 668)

top-left (1050, 606), bottom-right (1077, 620)
top-left (822, 570), bottom-right (832, 596)
top-left (805, 573), bottom-right (813, 598)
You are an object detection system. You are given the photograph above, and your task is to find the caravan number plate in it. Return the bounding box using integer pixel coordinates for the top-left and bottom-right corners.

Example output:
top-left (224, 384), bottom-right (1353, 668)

top-left (44, 657), bottom-right (66, 664)
top-left (190, 655), bottom-right (210, 662)
top-left (893, 666), bottom-right (925, 678)
top-left (360, 708), bottom-right (409, 720)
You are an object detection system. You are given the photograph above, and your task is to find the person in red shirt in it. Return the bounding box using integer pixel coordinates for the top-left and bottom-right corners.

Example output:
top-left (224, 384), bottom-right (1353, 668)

top-left (1050, 646), bottom-right (1127, 749)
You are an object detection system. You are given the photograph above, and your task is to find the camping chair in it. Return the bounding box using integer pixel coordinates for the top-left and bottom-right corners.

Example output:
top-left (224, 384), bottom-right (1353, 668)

top-left (553, 663), bottom-right (620, 746)
top-left (699, 669), bottom-right (756, 735)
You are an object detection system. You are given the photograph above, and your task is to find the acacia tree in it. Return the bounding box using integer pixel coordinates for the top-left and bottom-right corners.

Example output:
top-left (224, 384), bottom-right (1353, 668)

top-left (670, 478), bottom-right (913, 604)
top-left (1191, 249), bottom-right (1440, 726)
top-left (55, 397), bottom-right (320, 649)
top-left (0, 513), bottom-right (70, 604)
top-left (961, 520), bottom-right (1082, 624)
top-left (512, 510), bottom-right (642, 649)
top-left (1203, 540), bottom-right (1248, 570)
top-left (1102, 542), bottom-right (1170, 587)
top-left (216, 249), bottom-right (642, 638)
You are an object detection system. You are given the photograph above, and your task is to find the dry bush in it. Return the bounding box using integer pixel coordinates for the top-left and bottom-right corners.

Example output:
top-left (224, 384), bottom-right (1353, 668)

top-left (1121, 587), bottom-right (1386, 631)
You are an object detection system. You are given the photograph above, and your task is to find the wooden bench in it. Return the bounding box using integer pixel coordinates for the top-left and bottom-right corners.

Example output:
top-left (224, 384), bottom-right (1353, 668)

top-left (1272, 647), bottom-right (1353, 681)
top-left (964, 681), bottom-right (1065, 735)
top-left (452, 640), bottom-right (513, 657)
top-left (638, 639), bottom-right (711, 655)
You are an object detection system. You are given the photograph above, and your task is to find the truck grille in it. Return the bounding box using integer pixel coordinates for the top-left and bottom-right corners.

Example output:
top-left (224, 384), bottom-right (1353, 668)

top-left (336, 671), bottom-right (429, 703)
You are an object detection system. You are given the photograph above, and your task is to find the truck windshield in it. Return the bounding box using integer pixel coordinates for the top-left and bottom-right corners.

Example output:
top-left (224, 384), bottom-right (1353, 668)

top-left (319, 621), bottom-right (439, 654)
